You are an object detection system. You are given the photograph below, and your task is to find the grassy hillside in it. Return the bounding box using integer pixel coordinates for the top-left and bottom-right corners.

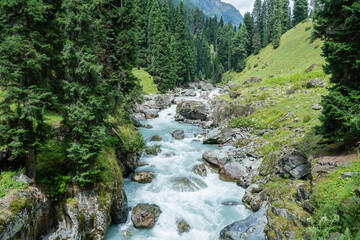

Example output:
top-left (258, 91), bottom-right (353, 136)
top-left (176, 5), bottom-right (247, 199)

top-left (132, 68), bottom-right (159, 95)
top-left (224, 21), bottom-right (325, 84)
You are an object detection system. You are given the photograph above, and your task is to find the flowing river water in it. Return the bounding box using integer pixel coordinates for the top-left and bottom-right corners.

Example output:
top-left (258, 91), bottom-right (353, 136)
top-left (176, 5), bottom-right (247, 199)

top-left (106, 97), bottom-right (252, 239)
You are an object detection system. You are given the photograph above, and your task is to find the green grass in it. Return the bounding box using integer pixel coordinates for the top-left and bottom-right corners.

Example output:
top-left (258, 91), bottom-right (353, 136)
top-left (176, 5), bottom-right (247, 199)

top-left (224, 21), bottom-right (325, 84)
top-left (0, 170), bottom-right (29, 198)
top-left (132, 68), bottom-right (159, 95)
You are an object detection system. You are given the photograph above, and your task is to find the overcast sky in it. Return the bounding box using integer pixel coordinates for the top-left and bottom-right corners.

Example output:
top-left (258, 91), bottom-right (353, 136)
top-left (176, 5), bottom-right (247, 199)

top-left (222, 0), bottom-right (296, 16)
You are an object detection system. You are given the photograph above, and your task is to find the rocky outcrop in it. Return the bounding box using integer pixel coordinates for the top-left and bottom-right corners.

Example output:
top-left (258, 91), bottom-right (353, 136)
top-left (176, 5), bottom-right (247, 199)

top-left (116, 148), bottom-right (142, 177)
top-left (219, 208), bottom-right (268, 240)
top-left (131, 171), bottom-right (155, 184)
top-left (0, 185), bottom-right (53, 240)
top-left (132, 94), bottom-right (173, 121)
top-left (203, 126), bottom-right (233, 144)
top-left (175, 100), bottom-right (209, 121)
top-left (46, 183), bottom-right (128, 240)
top-left (131, 204), bottom-right (162, 229)
top-left (243, 76), bottom-right (263, 85)
top-left (242, 184), bottom-right (266, 212)
top-left (171, 130), bottom-right (185, 140)
top-left (280, 150), bottom-right (311, 179)
top-left (219, 162), bottom-right (247, 181)
top-left (306, 78), bottom-right (326, 88)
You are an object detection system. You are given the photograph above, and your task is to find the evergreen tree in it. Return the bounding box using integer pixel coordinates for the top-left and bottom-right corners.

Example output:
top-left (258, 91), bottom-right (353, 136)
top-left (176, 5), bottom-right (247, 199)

top-left (281, 0), bottom-right (292, 33)
top-left (252, 0), bottom-right (263, 54)
top-left (293, 0), bottom-right (308, 25)
top-left (134, 0), bottom-right (149, 67)
top-left (314, 0), bottom-right (360, 140)
top-left (231, 24), bottom-right (249, 72)
top-left (269, 0), bottom-right (282, 48)
top-left (261, 0), bottom-right (269, 47)
top-left (243, 12), bottom-right (254, 55)
top-left (0, 0), bottom-right (56, 179)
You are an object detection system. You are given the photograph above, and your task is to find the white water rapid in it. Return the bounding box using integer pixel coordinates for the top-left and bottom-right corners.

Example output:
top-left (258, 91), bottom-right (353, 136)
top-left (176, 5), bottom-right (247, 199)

top-left (106, 101), bottom-right (251, 240)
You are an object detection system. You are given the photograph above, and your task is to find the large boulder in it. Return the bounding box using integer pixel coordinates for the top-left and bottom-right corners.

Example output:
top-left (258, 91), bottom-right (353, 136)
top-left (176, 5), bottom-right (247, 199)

top-left (176, 100), bottom-right (209, 121)
top-left (184, 89), bottom-right (196, 96)
top-left (143, 109), bottom-right (159, 119)
top-left (202, 149), bottom-right (230, 169)
top-left (150, 135), bottom-right (163, 142)
top-left (280, 150), bottom-right (311, 179)
top-left (219, 162), bottom-right (247, 181)
top-left (131, 171), bottom-right (155, 184)
top-left (131, 204), bottom-right (162, 229)
top-left (203, 127), bottom-right (232, 144)
top-left (110, 188), bottom-right (129, 224)
top-left (219, 208), bottom-right (267, 240)
top-left (171, 130), bottom-right (185, 140)
top-left (169, 176), bottom-right (207, 192)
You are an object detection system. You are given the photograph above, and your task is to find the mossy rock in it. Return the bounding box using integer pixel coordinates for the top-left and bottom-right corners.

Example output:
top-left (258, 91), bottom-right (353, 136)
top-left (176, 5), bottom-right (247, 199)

top-left (259, 151), bottom-right (281, 176)
top-left (177, 218), bottom-right (191, 235)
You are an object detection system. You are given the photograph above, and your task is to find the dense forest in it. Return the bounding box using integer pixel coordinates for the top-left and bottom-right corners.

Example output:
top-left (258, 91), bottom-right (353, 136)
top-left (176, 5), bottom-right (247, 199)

top-left (137, 0), bottom-right (311, 91)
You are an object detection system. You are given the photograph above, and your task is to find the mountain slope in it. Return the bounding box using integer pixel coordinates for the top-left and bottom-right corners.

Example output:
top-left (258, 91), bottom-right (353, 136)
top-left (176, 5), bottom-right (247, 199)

top-left (226, 21), bottom-right (325, 83)
top-left (175, 0), bottom-right (243, 26)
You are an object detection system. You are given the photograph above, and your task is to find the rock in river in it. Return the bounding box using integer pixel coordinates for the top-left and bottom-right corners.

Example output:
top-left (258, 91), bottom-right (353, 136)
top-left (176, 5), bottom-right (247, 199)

top-left (192, 164), bottom-right (207, 177)
top-left (202, 149), bottom-right (229, 169)
top-left (131, 204), bottom-right (162, 229)
top-left (176, 100), bottom-right (209, 121)
top-left (220, 208), bottom-right (267, 240)
top-left (176, 218), bottom-right (191, 235)
top-left (169, 176), bottom-right (207, 192)
top-left (171, 130), bottom-right (185, 140)
top-left (131, 171), bottom-right (155, 184)
top-left (219, 162), bottom-right (247, 181)
top-left (150, 135), bottom-right (162, 142)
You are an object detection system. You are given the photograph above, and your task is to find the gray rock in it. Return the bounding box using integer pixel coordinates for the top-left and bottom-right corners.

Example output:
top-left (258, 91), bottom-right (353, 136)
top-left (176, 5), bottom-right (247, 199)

top-left (202, 149), bottom-right (230, 169)
top-left (280, 150), bottom-right (311, 179)
top-left (171, 130), bottom-right (185, 140)
top-left (185, 89), bottom-right (196, 96)
top-left (242, 185), bottom-right (265, 212)
top-left (306, 78), bottom-right (326, 88)
top-left (243, 76), bottom-right (263, 85)
top-left (144, 109), bottom-right (159, 119)
top-left (192, 164), bottom-right (207, 177)
top-left (312, 104), bottom-right (322, 110)
top-left (150, 135), bottom-right (162, 142)
top-left (131, 171), bottom-right (155, 184)
top-left (176, 100), bottom-right (209, 121)
top-left (341, 172), bottom-right (359, 179)
top-left (219, 208), bottom-right (267, 240)
top-left (203, 127), bottom-right (232, 144)
top-left (221, 201), bottom-right (243, 206)
top-left (131, 204), bottom-right (162, 229)
top-left (12, 173), bottom-right (33, 184)
top-left (131, 116), bottom-right (142, 127)
top-left (132, 113), bottom-right (146, 121)
top-left (220, 162), bottom-right (247, 181)
top-left (176, 218), bottom-right (191, 235)
top-left (110, 188), bottom-right (129, 224)
top-left (169, 176), bottom-right (207, 192)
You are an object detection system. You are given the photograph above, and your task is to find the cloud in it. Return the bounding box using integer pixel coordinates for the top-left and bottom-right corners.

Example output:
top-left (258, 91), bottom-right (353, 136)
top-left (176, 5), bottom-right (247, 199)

top-left (221, 0), bottom-right (255, 15)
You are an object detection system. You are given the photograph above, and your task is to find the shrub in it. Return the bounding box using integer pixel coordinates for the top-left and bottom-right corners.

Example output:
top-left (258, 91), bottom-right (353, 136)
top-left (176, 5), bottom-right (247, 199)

top-left (145, 144), bottom-right (162, 156)
top-left (0, 169), bottom-right (28, 198)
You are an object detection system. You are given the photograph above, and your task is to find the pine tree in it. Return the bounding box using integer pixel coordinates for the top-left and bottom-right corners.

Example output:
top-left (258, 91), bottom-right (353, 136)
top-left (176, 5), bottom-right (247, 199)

top-left (261, 0), bottom-right (269, 47)
top-left (293, 0), bottom-right (308, 25)
top-left (134, 0), bottom-right (149, 67)
top-left (0, 0), bottom-right (57, 179)
top-left (314, 0), bottom-right (360, 140)
top-left (269, 0), bottom-right (282, 48)
top-left (231, 24), bottom-right (249, 72)
top-left (281, 0), bottom-right (292, 33)
top-left (252, 0), bottom-right (263, 54)
top-left (243, 12), bottom-right (254, 55)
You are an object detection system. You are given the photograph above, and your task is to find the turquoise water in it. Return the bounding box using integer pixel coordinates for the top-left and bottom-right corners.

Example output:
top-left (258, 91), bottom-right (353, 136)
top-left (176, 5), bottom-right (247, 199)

top-left (106, 104), bottom-right (251, 240)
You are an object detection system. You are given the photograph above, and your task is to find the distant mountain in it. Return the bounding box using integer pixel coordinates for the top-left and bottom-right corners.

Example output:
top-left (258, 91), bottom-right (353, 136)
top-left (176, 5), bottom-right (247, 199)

top-left (174, 0), bottom-right (243, 26)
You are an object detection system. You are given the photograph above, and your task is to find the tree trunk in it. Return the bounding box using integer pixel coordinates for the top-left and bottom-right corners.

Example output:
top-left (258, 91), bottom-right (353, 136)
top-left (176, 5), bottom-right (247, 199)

top-left (112, 81), bottom-right (121, 117)
top-left (26, 148), bottom-right (36, 179)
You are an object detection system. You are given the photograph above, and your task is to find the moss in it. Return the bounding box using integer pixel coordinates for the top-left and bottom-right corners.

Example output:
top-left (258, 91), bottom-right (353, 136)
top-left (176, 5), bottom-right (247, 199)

top-left (8, 197), bottom-right (27, 215)
top-left (66, 197), bottom-right (78, 207)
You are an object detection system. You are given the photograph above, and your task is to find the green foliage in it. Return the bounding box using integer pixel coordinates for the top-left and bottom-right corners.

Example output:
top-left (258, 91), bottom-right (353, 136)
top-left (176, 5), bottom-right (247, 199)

top-left (313, 0), bottom-right (360, 142)
top-left (116, 124), bottom-right (146, 154)
top-left (133, 68), bottom-right (159, 94)
top-left (293, 0), bottom-right (308, 25)
top-left (145, 144), bottom-right (162, 156)
top-left (309, 157), bottom-right (360, 239)
top-left (0, 170), bottom-right (28, 198)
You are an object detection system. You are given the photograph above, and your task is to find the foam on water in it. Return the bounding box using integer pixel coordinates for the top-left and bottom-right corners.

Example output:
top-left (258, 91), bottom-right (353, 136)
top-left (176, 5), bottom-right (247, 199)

top-left (106, 104), bottom-right (251, 240)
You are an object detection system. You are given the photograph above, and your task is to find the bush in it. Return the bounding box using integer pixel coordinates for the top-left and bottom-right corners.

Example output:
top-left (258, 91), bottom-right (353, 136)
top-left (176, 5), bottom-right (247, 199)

top-left (316, 85), bottom-right (360, 141)
top-left (308, 157), bottom-right (360, 239)
top-left (145, 144), bottom-right (162, 156)
top-left (0, 169), bottom-right (28, 198)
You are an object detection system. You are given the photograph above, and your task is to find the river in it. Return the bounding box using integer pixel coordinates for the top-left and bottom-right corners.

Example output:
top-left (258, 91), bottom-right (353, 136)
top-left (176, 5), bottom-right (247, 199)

top-left (106, 98), bottom-right (251, 239)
